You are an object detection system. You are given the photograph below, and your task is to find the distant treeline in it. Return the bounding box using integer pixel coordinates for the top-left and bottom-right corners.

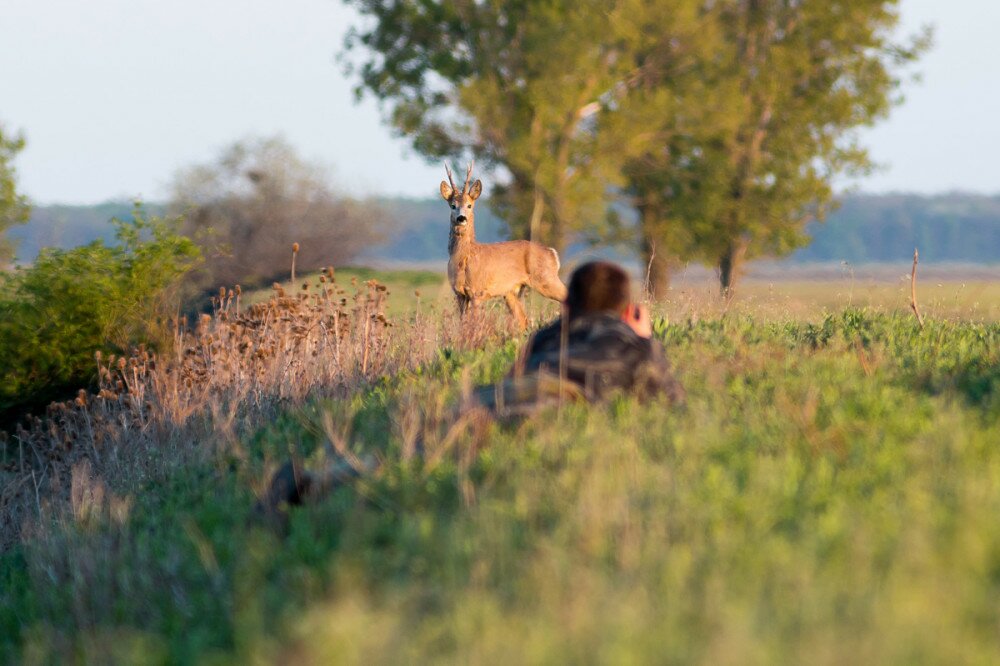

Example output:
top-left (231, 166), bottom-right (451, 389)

top-left (793, 193), bottom-right (1000, 264)
top-left (12, 193), bottom-right (1000, 266)
top-left (10, 202), bottom-right (166, 262)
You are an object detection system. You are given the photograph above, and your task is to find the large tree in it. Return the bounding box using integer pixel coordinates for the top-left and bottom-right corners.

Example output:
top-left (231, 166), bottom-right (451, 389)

top-left (341, 0), bottom-right (640, 253)
top-left (630, 0), bottom-right (929, 295)
top-left (0, 124), bottom-right (30, 268)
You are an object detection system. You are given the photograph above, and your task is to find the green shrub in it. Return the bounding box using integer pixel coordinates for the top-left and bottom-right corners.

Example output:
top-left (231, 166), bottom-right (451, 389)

top-left (0, 208), bottom-right (200, 419)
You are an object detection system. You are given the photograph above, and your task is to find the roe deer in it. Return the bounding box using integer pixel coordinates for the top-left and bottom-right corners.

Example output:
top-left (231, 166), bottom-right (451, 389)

top-left (441, 163), bottom-right (567, 330)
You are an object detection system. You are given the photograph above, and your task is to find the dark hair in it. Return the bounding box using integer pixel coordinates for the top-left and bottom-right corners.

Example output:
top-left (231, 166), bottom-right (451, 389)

top-left (565, 261), bottom-right (632, 318)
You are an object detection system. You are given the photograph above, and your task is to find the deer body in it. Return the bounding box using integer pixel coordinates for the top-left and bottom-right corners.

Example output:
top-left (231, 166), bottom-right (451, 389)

top-left (442, 164), bottom-right (567, 330)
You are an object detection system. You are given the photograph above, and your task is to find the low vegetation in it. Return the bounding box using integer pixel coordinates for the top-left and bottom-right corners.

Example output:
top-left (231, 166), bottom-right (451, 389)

top-left (0, 210), bottom-right (199, 424)
top-left (1, 267), bottom-right (998, 664)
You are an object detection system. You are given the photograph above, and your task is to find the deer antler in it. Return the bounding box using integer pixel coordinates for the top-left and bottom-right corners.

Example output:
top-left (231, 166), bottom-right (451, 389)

top-left (444, 163), bottom-right (457, 194)
top-left (462, 161), bottom-right (475, 195)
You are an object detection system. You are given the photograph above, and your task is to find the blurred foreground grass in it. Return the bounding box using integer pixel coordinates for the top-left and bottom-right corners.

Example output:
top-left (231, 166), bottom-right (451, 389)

top-left (2, 268), bottom-right (999, 664)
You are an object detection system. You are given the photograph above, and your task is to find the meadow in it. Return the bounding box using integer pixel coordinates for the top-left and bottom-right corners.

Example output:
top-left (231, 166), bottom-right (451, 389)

top-left (1, 267), bottom-right (999, 664)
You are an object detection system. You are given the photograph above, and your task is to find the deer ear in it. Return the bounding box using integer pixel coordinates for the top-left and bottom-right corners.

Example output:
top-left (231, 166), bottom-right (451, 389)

top-left (469, 179), bottom-right (483, 200)
top-left (440, 181), bottom-right (454, 201)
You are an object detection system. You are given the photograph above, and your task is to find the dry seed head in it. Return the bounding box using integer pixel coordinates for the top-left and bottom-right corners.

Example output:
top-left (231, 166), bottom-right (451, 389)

top-left (292, 242), bottom-right (300, 253)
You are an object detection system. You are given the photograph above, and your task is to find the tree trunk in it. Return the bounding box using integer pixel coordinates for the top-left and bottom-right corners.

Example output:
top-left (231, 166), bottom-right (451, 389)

top-left (718, 241), bottom-right (747, 298)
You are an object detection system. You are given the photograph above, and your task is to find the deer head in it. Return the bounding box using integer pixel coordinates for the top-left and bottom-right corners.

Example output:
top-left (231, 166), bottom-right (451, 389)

top-left (440, 162), bottom-right (483, 237)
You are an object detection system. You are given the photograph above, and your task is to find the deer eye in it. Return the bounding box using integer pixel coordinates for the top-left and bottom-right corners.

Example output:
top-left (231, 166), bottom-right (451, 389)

top-left (450, 204), bottom-right (456, 210)
top-left (467, 205), bottom-right (472, 209)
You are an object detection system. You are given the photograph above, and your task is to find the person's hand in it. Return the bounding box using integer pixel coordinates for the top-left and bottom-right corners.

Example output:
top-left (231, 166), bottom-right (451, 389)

top-left (623, 303), bottom-right (653, 338)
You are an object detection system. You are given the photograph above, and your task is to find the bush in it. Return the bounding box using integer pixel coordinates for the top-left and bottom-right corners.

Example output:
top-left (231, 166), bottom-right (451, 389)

top-left (0, 208), bottom-right (200, 421)
top-left (170, 136), bottom-right (386, 289)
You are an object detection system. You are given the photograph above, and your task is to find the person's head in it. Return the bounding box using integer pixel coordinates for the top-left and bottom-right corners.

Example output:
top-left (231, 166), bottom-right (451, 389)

top-left (564, 261), bottom-right (632, 319)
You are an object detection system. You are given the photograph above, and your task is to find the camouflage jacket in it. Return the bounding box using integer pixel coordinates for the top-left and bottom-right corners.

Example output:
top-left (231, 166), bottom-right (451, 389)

top-left (516, 313), bottom-right (685, 404)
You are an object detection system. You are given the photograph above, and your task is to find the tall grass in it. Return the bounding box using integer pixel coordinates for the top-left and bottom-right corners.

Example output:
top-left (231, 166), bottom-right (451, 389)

top-left (1, 272), bottom-right (998, 664)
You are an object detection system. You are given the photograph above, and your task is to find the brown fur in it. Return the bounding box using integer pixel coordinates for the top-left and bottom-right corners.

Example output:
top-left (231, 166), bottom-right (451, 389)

top-left (441, 165), bottom-right (567, 330)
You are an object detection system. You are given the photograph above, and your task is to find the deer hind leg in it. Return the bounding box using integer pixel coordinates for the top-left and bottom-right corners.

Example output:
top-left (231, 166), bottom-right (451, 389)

top-left (504, 291), bottom-right (529, 331)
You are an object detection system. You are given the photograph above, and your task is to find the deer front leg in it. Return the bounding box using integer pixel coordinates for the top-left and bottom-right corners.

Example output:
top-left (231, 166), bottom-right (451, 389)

top-left (504, 291), bottom-right (529, 331)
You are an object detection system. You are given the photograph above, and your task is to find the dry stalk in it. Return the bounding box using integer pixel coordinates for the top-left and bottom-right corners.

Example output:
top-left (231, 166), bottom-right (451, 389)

top-left (643, 241), bottom-right (656, 303)
top-left (910, 248), bottom-right (925, 329)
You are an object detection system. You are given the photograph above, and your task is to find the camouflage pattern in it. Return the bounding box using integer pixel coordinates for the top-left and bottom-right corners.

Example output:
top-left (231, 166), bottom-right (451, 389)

top-left (517, 313), bottom-right (685, 404)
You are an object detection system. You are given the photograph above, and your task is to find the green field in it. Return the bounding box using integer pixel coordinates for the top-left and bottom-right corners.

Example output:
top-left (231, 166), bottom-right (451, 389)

top-left (2, 269), bottom-right (999, 664)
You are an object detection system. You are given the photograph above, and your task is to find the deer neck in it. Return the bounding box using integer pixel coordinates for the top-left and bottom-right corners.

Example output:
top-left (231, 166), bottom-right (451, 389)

top-left (448, 223), bottom-right (477, 258)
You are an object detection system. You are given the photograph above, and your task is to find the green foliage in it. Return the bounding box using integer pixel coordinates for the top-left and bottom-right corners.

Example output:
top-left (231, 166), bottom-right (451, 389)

top-left (0, 123), bottom-right (30, 267)
top-left (2, 310), bottom-right (999, 662)
top-left (0, 209), bottom-right (200, 418)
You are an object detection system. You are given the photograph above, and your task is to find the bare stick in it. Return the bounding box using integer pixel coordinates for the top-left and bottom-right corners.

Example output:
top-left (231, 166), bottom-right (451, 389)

top-left (910, 248), bottom-right (925, 329)
top-left (31, 470), bottom-right (42, 516)
top-left (557, 302), bottom-right (569, 416)
top-left (644, 241), bottom-right (656, 303)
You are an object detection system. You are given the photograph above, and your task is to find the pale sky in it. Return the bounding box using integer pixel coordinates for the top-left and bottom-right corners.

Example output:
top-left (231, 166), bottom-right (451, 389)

top-left (0, 0), bottom-right (997, 205)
